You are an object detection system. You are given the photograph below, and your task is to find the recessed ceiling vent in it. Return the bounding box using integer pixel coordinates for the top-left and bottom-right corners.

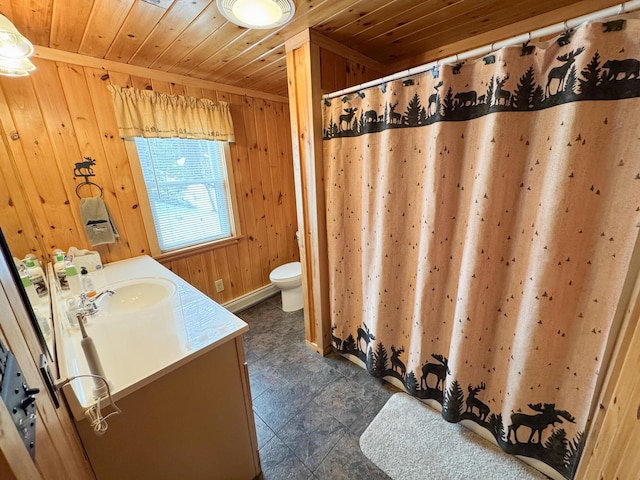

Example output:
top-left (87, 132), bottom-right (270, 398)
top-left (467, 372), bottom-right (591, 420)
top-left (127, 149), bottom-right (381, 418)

top-left (217, 0), bottom-right (296, 29)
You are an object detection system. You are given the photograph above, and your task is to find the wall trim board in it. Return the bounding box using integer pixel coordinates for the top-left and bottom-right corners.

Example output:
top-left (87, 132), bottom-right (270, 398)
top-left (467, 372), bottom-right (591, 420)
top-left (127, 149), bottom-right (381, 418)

top-left (390, 0), bottom-right (623, 73)
top-left (33, 46), bottom-right (289, 103)
top-left (223, 283), bottom-right (279, 313)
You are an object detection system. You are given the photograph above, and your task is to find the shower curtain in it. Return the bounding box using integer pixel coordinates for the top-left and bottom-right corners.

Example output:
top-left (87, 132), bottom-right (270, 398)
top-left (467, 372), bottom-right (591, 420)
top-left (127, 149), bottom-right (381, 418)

top-left (323, 16), bottom-right (640, 479)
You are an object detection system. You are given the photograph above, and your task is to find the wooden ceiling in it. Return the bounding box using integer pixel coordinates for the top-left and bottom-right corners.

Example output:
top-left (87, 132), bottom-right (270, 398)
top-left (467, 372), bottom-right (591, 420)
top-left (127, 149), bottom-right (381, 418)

top-left (2, 0), bottom-right (623, 97)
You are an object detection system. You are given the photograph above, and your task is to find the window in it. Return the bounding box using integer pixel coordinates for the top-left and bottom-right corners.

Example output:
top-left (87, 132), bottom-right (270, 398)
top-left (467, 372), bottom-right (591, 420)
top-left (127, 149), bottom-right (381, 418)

top-left (133, 137), bottom-right (235, 253)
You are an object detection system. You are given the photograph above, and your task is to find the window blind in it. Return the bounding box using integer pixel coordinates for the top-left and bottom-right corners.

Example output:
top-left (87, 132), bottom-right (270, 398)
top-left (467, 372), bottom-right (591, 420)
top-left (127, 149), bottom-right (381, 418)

top-left (134, 137), bottom-right (232, 252)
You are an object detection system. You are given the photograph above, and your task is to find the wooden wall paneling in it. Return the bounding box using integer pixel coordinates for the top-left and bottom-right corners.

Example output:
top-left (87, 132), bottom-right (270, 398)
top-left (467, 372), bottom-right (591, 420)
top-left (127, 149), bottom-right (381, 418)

top-left (49, 0), bottom-right (94, 51)
top-left (149, 79), bottom-right (173, 94)
top-left (0, 255), bottom-right (95, 479)
top-left (184, 84), bottom-right (204, 98)
top-left (242, 95), bottom-right (271, 288)
top-left (55, 63), bottom-right (133, 262)
top-left (78, 0), bottom-right (135, 58)
top-left (186, 252), bottom-right (212, 299)
top-left (129, 0), bottom-right (212, 68)
top-left (226, 93), bottom-right (255, 292)
top-left (0, 124), bottom-right (44, 258)
top-left (86, 68), bottom-right (150, 257)
top-left (27, 59), bottom-right (88, 256)
top-left (346, 61), bottom-right (385, 90)
top-left (319, 48), bottom-right (346, 94)
top-left (104, 0), bottom-right (166, 63)
top-left (255, 99), bottom-right (279, 270)
top-left (212, 248), bottom-right (233, 303)
top-left (221, 244), bottom-right (243, 299)
top-left (272, 98), bottom-right (296, 261)
top-left (107, 71), bottom-right (133, 89)
top-left (130, 74), bottom-right (154, 91)
top-left (264, 99), bottom-right (287, 267)
top-left (161, 256), bottom-right (190, 283)
top-left (274, 101), bottom-right (298, 257)
top-left (0, 47), bottom-right (298, 310)
top-left (169, 82), bottom-right (188, 96)
top-left (0, 76), bottom-right (79, 254)
top-left (576, 268), bottom-right (640, 479)
top-left (613, 430), bottom-right (640, 480)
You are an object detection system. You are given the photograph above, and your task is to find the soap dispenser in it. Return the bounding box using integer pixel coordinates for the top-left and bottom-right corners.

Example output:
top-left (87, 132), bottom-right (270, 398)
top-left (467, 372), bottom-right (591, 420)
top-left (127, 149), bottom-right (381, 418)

top-left (80, 267), bottom-right (96, 296)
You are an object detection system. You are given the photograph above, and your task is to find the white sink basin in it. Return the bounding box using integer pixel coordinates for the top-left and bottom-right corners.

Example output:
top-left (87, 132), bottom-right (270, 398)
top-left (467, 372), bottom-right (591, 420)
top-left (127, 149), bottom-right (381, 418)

top-left (99, 277), bottom-right (177, 314)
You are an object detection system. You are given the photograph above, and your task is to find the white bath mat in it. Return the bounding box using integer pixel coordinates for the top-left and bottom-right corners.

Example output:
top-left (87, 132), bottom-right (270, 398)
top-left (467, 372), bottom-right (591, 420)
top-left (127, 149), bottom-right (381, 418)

top-left (360, 393), bottom-right (547, 480)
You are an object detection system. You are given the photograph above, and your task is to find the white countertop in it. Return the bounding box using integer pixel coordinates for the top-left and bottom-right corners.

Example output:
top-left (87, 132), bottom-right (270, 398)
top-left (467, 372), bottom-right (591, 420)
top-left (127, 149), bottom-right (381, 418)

top-left (54, 255), bottom-right (248, 420)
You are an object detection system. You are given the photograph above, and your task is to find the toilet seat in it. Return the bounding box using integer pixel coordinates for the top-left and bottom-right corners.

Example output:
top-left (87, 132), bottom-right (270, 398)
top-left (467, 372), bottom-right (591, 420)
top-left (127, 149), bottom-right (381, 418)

top-left (269, 262), bottom-right (301, 282)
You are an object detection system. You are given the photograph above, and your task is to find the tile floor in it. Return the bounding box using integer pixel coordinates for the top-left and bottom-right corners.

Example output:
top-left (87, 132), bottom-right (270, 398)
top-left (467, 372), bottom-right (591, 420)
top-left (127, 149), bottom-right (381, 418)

top-left (237, 296), bottom-right (401, 479)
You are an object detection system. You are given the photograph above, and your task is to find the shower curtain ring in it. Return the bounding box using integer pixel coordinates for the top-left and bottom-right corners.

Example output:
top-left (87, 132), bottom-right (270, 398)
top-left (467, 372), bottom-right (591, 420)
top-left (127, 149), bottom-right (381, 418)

top-left (563, 20), bottom-right (569, 32)
top-left (618, 3), bottom-right (625, 14)
top-left (527, 32), bottom-right (532, 42)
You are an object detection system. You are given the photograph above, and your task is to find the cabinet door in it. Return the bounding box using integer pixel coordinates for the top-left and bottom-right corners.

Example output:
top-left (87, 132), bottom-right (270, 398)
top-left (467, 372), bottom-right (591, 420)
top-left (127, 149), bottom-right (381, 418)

top-left (77, 338), bottom-right (261, 480)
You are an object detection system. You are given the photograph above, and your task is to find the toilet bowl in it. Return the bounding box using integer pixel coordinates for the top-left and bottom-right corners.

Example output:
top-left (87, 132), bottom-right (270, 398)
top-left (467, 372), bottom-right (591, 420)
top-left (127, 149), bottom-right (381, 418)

top-left (269, 262), bottom-right (303, 312)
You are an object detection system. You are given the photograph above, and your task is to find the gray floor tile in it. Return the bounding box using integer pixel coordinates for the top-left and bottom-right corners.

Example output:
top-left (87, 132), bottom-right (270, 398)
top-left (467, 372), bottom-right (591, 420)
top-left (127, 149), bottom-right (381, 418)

top-left (242, 300), bottom-right (393, 479)
top-left (254, 411), bottom-right (275, 450)
top-left (313, 431), bottom-right (390, 480)
top-left (314, 376), bottom-right (371, 428)
top-left (260, 435), bottom-right (314, 480)
top-left (252, 381), bottom-right (315, 433)
top-left (278, 401), bottom-right (347, 471)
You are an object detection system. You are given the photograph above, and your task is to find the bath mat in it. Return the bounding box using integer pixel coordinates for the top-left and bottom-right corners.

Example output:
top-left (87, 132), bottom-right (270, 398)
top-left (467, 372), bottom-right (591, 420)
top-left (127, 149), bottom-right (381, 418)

top-left (360, 393), bottom-right (547, 480)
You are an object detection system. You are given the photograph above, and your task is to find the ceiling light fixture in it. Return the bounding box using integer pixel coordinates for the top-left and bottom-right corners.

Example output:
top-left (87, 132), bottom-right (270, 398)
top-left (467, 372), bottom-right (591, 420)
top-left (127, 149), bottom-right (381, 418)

top-left (0, 13), bottom-right (35, 77)
top-left (217, 0), bottom-right (295, 29)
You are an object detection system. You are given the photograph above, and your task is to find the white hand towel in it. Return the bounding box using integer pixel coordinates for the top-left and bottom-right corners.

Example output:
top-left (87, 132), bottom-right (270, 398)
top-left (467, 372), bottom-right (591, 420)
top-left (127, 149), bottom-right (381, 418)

top-left (80, 197), bottom-right (119, 246)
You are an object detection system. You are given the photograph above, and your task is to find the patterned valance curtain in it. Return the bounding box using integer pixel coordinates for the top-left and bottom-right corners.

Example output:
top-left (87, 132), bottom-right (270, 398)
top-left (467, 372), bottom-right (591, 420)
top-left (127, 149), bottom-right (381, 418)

top-left (107, 85), bottom-right (235, 141)
top-left (323, 16), bottom-right (640, 480)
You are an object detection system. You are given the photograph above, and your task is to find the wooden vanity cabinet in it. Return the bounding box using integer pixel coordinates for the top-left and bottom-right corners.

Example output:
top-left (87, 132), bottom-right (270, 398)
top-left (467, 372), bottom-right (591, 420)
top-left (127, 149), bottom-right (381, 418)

top-left (75, 336), bottom-right (261, 480)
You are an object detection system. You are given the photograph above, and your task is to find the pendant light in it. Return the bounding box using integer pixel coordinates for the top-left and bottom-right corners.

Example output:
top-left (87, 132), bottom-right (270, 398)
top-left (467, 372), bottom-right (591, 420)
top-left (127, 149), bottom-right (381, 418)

top-left (217, 0), bottom-right (296, 29)
top-left (0, 13), bottom-right (35, 77)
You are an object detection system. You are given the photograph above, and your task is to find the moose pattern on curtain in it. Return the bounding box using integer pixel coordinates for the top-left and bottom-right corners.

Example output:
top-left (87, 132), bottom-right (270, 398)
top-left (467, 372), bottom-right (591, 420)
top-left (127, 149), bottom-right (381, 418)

top-left (323, 17), bottom-right (640, 479)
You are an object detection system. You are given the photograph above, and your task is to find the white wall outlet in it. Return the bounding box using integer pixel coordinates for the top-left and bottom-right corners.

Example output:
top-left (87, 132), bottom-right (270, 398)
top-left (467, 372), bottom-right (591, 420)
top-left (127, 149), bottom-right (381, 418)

top-left (214, 279), bottom-right (224, 292)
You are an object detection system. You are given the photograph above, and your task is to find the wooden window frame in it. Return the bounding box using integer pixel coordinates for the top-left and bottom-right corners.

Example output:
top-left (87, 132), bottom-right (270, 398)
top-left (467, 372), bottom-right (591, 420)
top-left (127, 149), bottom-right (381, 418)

top-left (124, 139), bottom-right (242, 260)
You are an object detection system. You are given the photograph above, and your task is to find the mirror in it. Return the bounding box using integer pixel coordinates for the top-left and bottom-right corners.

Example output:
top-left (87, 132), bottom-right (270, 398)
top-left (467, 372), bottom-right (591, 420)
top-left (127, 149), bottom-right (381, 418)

top-left (0, 226), bottom-right (54, 361)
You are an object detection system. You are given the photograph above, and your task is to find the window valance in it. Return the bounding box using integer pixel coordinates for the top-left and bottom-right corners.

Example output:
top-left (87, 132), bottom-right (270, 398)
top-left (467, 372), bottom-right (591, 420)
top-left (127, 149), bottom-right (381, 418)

top-left (107, 85), bottom-right (235, 142)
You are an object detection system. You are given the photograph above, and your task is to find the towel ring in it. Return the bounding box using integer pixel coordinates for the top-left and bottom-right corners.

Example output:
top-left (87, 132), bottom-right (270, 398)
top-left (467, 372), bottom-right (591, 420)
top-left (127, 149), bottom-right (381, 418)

top-left (76, 181), bottom-right (103, 199)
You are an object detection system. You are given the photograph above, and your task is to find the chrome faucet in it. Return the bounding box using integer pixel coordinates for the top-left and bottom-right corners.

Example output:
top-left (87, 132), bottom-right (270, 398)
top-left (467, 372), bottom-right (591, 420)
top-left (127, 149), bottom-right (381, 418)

top-left (79, 290), bottom-right (115, 315)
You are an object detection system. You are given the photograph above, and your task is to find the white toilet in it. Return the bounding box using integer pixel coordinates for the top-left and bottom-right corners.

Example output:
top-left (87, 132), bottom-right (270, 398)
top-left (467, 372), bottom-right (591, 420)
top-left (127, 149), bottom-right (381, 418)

top-left (269, 261), bottom-right (303, 312)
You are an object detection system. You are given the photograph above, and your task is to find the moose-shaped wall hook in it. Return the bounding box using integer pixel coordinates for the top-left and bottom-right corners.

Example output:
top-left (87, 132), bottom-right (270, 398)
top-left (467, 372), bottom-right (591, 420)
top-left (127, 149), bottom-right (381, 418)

top-left (74, 156), bottom-right (97, 182)
top-left (74, 156), bottom-right (104, 198)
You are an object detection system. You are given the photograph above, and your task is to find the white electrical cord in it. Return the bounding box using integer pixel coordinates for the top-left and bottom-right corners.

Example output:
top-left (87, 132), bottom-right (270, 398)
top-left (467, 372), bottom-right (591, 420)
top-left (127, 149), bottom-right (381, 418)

top-left (55, 374), bottom-right (122, 435)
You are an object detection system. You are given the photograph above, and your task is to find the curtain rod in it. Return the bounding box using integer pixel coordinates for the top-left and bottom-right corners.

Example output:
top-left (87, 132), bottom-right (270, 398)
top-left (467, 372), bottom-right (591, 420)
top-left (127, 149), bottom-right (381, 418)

top-left (323, 0), bottom-right (640, 100)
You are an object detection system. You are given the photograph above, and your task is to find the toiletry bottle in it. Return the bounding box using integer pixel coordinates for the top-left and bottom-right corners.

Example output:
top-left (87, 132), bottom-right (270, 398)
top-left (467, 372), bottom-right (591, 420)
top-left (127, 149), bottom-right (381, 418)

top-left (80, 267), bottom-right (96, 296)
top-left (20, 273), bottom-right (41, 306)
top-left (24, 259), bottom-right (48, 298)
top-left (65, 259), bottom-right (81, 296)
top-left (54, 253), bottom-right (69, 291)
